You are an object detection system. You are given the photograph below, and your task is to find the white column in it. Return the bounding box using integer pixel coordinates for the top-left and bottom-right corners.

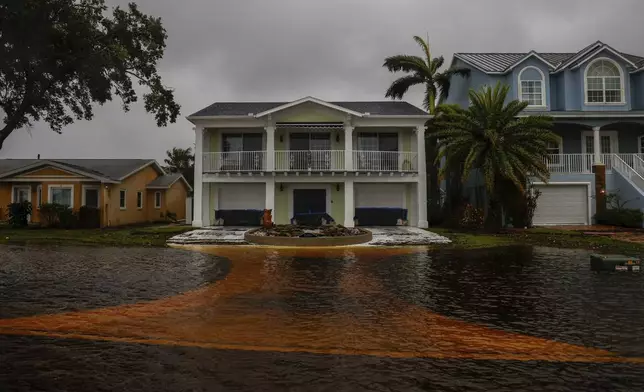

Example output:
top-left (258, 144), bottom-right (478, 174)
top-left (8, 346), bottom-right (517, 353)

top-left (593, 126), bottom-right (601, 165)
top-left (344, 123), bottom-right (354, 171)
top-left (265, 122), bottom-right (275, 171)
top-left (416, 124), bottom-right (428, 228)
top-left (265, 179), bottom-right (275, 213)
top-left (192, 126), bottom-right (204, 227)
top-left (344, 179), bottom-right (354, 227)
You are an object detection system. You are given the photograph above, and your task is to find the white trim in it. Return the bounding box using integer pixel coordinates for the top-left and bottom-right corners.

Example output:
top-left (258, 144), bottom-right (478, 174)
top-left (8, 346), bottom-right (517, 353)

top-left (47, 184), bottom-right (75, 208)
top-left (81, 185), bottom-right (100, 207)
top-left (583, 57), bottom-right (626, 105)
top-left (555, 41), bottom-right (604, 72)
top-left (507, 51), bottom-right (556, 71)
top-left (572, 45), bottom-right (637, 70)
top-left (118, 160), bottom-right (165, 181)
top-left (136, 191), bottom-right (144, 209)
top-left (119, 189), bottom-right (127, 210)
top-left (11, 185), bottom-right (32, 203)
top-left (518, 66), bottom-right (546, 108)
top-left (287, 184), bottom-right (332, 220)
top-left (146, 175), bottom-right (193, 191)
top-left (517, 112), bottom-right (644, 118)
top-left (532, 182), bottom-right (592, 226)
top-left (0, 178), bottom-right (103, 183)
top-left (36, 185), bottom-right (42, 209)
top-left (0, 160), bottom-right (117, 183)
top-left (254, 97), bottom-right (364, 118)
top-left (154, 191), bottom-right (162, 209)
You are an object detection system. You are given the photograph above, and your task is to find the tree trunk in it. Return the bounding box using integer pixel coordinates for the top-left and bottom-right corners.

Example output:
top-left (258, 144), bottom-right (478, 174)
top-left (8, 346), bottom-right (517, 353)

top-left (426, 138), bottom-right (441, 224)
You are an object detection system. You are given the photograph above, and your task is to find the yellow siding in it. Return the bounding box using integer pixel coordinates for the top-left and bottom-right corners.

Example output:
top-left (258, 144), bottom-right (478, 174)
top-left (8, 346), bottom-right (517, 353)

top-left (106, 165), bottom-right (159, 226)
top-left (165, 180), bottom-right (189, 220)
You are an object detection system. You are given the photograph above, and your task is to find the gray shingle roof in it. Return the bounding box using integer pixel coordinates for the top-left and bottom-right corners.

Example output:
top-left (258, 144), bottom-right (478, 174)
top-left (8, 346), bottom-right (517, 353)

top-left (0, 159), bottom-right (160, 181)
top-left (146, 173), bottom-right (185, 189)
top-left (455, 42), bottom-right (644, 73)
top-left (190, 100), bottom-right (428, 117)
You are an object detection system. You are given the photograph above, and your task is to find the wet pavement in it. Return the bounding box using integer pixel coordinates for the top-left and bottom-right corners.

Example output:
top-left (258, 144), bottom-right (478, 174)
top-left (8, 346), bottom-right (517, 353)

top-left (1, 244), bottom-right (644, 391)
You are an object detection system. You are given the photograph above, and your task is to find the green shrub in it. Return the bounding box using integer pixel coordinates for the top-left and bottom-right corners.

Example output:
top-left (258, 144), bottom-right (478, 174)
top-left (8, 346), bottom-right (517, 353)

top-left (39, 203), bottom-right (78, 229)
top-left (459, 204), bottom-right (484, 230)
top-left (7, 201), bottom-right (32, 227)
top-left (78, 206), bottom-right (100, 228)
top-left (596, 208), bottom-right (644, 228)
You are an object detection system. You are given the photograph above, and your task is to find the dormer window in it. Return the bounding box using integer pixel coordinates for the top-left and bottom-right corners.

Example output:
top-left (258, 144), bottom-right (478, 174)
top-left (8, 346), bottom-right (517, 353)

top-left (585, 58), bottom-right (624, 104)
top-left (518, 66), bottom-right (545, 107)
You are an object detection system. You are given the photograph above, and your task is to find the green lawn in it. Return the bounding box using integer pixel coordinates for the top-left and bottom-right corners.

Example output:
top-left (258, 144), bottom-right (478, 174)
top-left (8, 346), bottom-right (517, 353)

top-left (430, 227), bottom-right (644, 255)
top-left (0, 224), bottom-right (194, 247)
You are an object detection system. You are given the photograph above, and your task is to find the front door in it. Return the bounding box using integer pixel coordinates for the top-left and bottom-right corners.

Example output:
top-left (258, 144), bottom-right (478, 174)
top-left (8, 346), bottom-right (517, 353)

top-left (583, 132), bottom-right (617, 170)
top-left (293, 189), bottom-right (326, 215)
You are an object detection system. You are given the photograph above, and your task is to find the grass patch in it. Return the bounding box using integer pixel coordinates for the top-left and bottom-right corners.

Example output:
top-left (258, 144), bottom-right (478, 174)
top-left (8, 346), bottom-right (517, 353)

top-left (431, 227), bottom-right (644, 255)
top-left (0, 224), bottom-right (194, 247)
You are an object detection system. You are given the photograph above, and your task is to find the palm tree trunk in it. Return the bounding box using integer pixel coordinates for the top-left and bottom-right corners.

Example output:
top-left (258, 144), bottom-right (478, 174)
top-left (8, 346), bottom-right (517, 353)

top-left (426, 138), bottom-right (441, 224)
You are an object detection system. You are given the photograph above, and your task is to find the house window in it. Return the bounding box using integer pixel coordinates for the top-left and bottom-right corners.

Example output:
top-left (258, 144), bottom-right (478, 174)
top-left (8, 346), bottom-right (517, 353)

top-left (119, 190), bottom-right (127, 209)
top-left (154, 191), bottom-right (161, 209)
top-left (518, 66), bottom-right (545, 107)
top-left (49, 185), bottom-right (73, 208)
top-left (137, 191), bottom-right (143, 209)
top-left (12, 186), bottom-right (30, 203)
top-left (221, 133), bottom-right (264, 171)
top-left (36, 185), bottom-right (42, 209)
top-left (585, 58), bottom-right (623, 104)
top-left (83, 187), bottom-right (99, 208)
top-left (356, 132), bottom-right (399, 171)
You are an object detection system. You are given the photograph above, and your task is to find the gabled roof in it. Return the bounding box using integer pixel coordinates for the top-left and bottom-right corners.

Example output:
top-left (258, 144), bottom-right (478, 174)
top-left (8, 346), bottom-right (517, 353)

top-left (188, 97), bottom-right (429, 118)
top-left (146, 173), bottom-right (192, 191)
top-left (0, 159), bottom-right (164, 182)
top-left (454, 41), bottom-right (644, 74)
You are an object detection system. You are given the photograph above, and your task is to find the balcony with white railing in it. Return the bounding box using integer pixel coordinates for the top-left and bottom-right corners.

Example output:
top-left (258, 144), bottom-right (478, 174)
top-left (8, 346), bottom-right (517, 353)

top-left (353, 151), bottom-right (418, 172)
top-left (274, 150), bottom-right (345, 171)
top-left (203, 151), bottom-right (266, 172)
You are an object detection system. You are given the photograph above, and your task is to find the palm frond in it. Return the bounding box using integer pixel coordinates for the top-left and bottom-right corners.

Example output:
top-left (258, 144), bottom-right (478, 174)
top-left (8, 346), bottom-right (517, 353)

top-left (383, 55), bottom-right (429, 74)
top-left (413, 35), bottom-right (431, 62)
top-left (385, 74), bottom-right (426, 100)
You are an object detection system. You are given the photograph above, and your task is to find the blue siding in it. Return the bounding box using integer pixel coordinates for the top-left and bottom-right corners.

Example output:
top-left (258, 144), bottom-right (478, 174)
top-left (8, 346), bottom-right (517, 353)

top-left (511, 58), bottom-right (551, 110)
top-left (563, 69), bottom-right (581, 110)
top-left (607, 172), bottom-right (644, 212)
top-left (633, 72), bottom-right (644, 110)
top-left (579, 50), bottom-right (632, 111)
top-left (445, 59), bottom-right (471, 108)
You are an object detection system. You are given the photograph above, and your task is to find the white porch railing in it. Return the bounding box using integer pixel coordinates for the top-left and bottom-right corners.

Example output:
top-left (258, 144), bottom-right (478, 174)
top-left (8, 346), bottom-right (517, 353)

top-left (612, 154), bottom-right (644, 191)
top-left (274, 150), bottom-right (345, 171)
top-left (203, 151), bottom-right (266, 172)
top-left (544, 154), bottom-right (594, 173)
top-left (353, 151), bottom-right (418, 172)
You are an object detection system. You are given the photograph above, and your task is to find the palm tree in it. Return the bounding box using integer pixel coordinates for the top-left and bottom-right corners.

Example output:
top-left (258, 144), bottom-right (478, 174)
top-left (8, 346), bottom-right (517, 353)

top-left (383, 35), bottom-right (470, 222)
top-left (164, 147), bottom-right (195, 186)
top-left (432, 82), bottom-right (556, 227)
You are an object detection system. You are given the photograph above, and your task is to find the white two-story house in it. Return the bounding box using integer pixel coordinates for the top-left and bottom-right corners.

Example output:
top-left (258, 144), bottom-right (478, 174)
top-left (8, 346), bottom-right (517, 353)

top-left (446, 41), bottom-right (644, 225)
top-left (188, 97), bottom-right (430, 228)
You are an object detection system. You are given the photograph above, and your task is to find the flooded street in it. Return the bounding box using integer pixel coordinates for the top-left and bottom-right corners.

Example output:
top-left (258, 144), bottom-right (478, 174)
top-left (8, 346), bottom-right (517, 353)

top-left (1, 245), bottom-right (644, 391)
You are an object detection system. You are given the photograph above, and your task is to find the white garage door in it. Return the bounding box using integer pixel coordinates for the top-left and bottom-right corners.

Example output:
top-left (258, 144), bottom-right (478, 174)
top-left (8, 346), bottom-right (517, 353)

top-left (533, 184), bottom-right (588, 225)
top-left (355, 184), bottom-right (405, 208)
top-left (219, 183), bottom-right (265, 209)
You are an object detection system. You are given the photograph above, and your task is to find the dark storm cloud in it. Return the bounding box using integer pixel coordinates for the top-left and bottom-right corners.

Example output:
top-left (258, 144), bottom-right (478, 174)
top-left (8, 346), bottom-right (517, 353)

top-left (1, 0), bottom-right (643, 161)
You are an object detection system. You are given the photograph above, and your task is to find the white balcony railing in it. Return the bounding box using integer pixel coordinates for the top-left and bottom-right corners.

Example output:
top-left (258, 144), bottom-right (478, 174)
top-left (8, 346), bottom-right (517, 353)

top-left (544, 153), bottom-right (594, 173)
top-left (353, 151), bottom-right (418, 172)
top-left (275, 150), bottom-right (345, 171)
top-left (203, 151), bottom-right (266, 172)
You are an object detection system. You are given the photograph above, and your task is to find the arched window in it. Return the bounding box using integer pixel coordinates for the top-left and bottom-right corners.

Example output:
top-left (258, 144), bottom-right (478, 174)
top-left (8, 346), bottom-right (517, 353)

top-left (518, 66), bottom-right (545, 107)
top-left (585, 58), bottom-right (624, 104)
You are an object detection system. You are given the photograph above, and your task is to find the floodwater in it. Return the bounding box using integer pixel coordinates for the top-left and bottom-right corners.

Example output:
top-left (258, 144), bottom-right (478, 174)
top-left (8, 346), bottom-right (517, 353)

top-left (1, 245), bottom-right (644, 391)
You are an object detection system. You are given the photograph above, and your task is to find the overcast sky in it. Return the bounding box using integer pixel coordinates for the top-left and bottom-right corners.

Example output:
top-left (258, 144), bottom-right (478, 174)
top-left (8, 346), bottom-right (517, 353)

top-left (2, 0), bottom-right (643, 162)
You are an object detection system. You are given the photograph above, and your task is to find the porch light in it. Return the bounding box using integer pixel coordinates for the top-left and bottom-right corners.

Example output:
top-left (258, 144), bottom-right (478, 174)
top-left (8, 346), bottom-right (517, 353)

top-left (280, 134), bottom-right (283, 143)
top-left (335, 133), bottom-right (340, 143)
top-left (279, 184), bottom-right (284, 192)
top-left (336, 184), bottom-right (340, 192)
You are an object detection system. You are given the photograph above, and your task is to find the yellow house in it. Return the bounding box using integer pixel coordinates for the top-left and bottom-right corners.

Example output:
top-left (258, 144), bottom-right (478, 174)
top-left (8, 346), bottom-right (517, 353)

top-left (0, 159), bottom-right (192, 227)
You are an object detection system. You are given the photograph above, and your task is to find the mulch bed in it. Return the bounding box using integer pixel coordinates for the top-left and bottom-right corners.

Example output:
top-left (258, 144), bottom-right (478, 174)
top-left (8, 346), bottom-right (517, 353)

top-left (252, 225), bottom-right (367, 238)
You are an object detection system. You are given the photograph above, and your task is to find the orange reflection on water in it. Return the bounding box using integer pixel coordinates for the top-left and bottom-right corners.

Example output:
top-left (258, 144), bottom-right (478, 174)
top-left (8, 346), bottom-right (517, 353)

top-left (0, 245), bottom-right (642, 363)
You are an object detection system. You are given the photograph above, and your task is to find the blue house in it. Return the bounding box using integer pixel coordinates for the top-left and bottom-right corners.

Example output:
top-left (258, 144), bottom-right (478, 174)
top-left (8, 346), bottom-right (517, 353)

top-left (445, 41), bottom-right (644, 225)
